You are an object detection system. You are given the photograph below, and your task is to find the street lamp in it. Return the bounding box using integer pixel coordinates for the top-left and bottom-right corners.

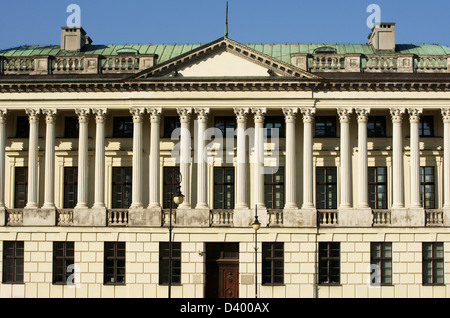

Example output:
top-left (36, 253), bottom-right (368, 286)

top-left (252, 205), bottom-right (261, 298)
top-left (168, 169), bottom-right (184, 298)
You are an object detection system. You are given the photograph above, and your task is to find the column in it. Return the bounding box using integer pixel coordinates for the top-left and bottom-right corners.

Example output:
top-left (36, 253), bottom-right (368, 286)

top-left (195, 108), bottom-right (210, 209)
top-left (43, 109), bottom-right (57, 209)
top-left (442, 108), bottom-right (450, 208)
top-left (338, 108), bottom-right (353, 208)
top-left (234, 107), bottom-right (249, 209)
top-left (283, 107), bottom-right (298, 209)
top-left (75, 108), bottom-right (90, 209)
top-left (0, 110), bottom-right (7, 208)
top-left (356, 108), bottom-right (370, 208)
top-left (93, 109), bottom-right (107, 208)
top-left (148, 108), bottom-right (162, 209)
top-left (252, 108), bottom-right (266, 209)
top-left (25, 109), bottom-right (40, 209)
top-left (301, 108), bottom-right (315, 209)
top-left (408, 108), bottom-right (422, 208)
top-left (390, 108), bottom-right (405, 208)
top-left (177, 108), bottom-right (192, 209)
top-left (130, 108), bottom-right (145, 208)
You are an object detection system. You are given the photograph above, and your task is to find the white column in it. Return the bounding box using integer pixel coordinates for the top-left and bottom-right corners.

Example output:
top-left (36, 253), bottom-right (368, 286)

top-left (356, 108), bottom-right (370, 208)
top-left (25, 109), bottom-right (40, 209)
top-left (283, 107), bottom-right (298, 209)
top-left (252, 108), bottom-right (266, 209)
top-left (0, 110), bottom-right (7, 208)
top-left (148, 108), bottom-right (162, 209)
top-left (338, 108), bottom-right (353, 208)
top-left (42, 109), bottom-right (57, 209)
top-left (177, 108), bottom-right (192, 209)
top-left (130, 108), bottom-right (145, 208)
top-left (234, 107), bottom-right (249, 209)
top-left (301, 108), bottom-right (315, 209)
top-left (195, 108), bottom-right (210, 209)
top-left (75, 109), bottom-right (90, 209)
top-left (93, 109), bottom-right (107, 208)
top-left (390, 108), bottom-right (405, 209)
top-left (408, 108), bottom-right (422, 208)
top-left (442, 109), bottom-right (450, 208)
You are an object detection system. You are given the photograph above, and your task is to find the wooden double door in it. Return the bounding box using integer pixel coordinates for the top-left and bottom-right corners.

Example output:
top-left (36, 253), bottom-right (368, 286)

top-left (205, 243), bottom-right (239, 298)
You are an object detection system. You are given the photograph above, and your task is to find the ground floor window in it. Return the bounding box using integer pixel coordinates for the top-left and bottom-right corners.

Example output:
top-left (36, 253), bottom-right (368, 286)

top-left (2, 241), bottom-right (24, 284)
top-left (318, 242), bottom-right (340, 284)
top-left (370, 242), bottom-right (392, 285)
top-left (423, 242), bottom-right (444, 285)
top-left (159, 242), bottom-right (181, 285)
top-left (53, 241), bottom-right (75, 285)
top-left (262, 242), bottom-right (284, 285)
top-left (104, 242), bottom-right (126, 285)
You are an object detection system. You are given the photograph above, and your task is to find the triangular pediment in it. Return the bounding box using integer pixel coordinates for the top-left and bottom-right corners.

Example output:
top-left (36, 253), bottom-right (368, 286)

top-left (130, 37), bottom-right (321, 80)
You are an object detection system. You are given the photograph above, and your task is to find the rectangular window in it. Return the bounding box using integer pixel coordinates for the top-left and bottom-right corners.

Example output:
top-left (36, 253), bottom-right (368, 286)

top-left (315, 116), bottom-right (337, 137)
top-left (368, 167), bottom-right (388, 209)
top-left (420, 167), bottom-right (435, 209)
top-left (316, 167), bottom-right (337, 209)
top-left (214, 167), bottom-right (235, 210)
top-left (214, 116), bottom-right (235, 137)
top-left (419, 116), bottom-right (434, 137)
top-left (163, 116), bottom-right (181, 138)
top-left (16, 116), bottom-right (29, 138)
top-left (112, 167), bottom-right (132, 209)
top-left (370, 242), bottom-right (392, 285)
top-left (423, 242), bottom-right (444, 285)
top-left (104, 242), bottom-right (126, 285)
top-left (264, 167), bottom-right (284, 209)
top-left (367, 116), bottom-right (386, 137)
top-left (64, 116), bottom-right (79, 138)
top-left (63, 167), bottom-right (78, 209)
top-left (2, 241), bottom-right (24, 284)
top-left (112, 116), bottom-right (133, 138)
top-left (163, 167), bottom-right (181, 209)
top-left (262, 242), bottom-right (284, 285)
top-left (319, 242), bottom-right (340, 285)
top-left (159, 242), bottom-right (181, 285)
top-left (53, 242), bottom-right (75, 285)
top-left (264, 116), bottom-right (285, 138)
top-left (14, 167), bottom-right (28, 208)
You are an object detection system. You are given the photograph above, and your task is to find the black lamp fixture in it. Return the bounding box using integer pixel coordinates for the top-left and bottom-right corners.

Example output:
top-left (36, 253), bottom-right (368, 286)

top-left (252, 205), bottom-right (261, 298)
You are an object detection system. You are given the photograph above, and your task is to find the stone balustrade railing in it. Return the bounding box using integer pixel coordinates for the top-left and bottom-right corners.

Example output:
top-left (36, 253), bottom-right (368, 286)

top-left (57, 209), bottom-right (73, 226)
top-left (372, 209), bottom-right (392, 226)
top-left (108, 209), bottom-right (129, 226)
top-left (317, 210), bottom-right (339, 226)
top-left (425, 210), bottom-right (444, 226)
top-left (210, 209), bottom-right (234, 227)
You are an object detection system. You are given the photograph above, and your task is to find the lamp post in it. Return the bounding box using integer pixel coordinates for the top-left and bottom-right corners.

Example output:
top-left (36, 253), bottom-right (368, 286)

top-left (252, 204), bottom-right (261, 298)
top-left (168, 169), bottom-right (184, 299)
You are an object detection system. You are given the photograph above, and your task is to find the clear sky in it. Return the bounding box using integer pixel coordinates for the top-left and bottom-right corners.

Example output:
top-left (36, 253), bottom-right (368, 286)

top-left (1, 0), bottom-right (449, 50)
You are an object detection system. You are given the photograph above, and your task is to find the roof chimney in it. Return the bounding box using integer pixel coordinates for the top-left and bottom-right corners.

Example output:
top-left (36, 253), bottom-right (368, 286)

top-left (368, 22), bottom-right (396, 51)
top-left (60, 27), bottom-right (92, 51)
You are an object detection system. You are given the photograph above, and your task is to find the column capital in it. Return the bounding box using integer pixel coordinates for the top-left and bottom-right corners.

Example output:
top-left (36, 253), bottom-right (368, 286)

top-left (337, 108), bottom-right (353, 123)
top-left (355, 108), bottom-right (370, 122)
top-left (26, 108), bottom-right (41, 123)
top-left (234, 107), bottom-right (249, 123)
top-left (282, 107), bottom-right (298, 123)
top-left (194, 107), bottom-right (210, 122)
top-left (390, 108), bottom-right (405, 123)
top-left (93, 108), bottom-right (108, 123)
top-left (75, 108), bottom-right (91, 124)
top-left (441, 108), bottom-right (450, 123)
top-left (300, 107), bottom-right (315, 123)
top-left (130, 107), bottom-right (145, 123)
top-left (251, 107), bottom-right (266, 123)
top-left (0, 109), bottom-right (7, 124)
top-left (43, 109), bottom-right (58, 124)
top-left (177, 108), bottom-right (192, 123)
top-left (147, 107), bottom-right (162, 123)
top-left (408, 108), bottom-right (423, 123)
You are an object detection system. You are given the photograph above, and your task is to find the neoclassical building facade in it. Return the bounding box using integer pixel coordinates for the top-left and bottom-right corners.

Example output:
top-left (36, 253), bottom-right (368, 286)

top-left (0, 23), bottom-right (449, 298)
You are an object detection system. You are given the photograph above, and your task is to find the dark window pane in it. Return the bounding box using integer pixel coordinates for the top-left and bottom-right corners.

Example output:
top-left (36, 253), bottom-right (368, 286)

top-left (315, 116), bottom-right (336, 137)
top-left (367, 116), bottom-right (386, 137)
top-left (163, 117), bottom-right (181, 138)
top-left (3, 241), bottom-right (24, 284)
top-left (14, 167), bottom-right (28, 208)
top-left (419, 116), bottom-right (434, 137)
top-left (163, 167), bottom-right (181, 209)
top-left (264, 116), bottom-right (285, 138)
top-left (16, 116), bottom-right (29, 138)
top-left (64, 117), bottom-right (79, 138)
top-left (319, 242), bottom-right (340, 284)
top-left (113, 117), bottom-right (133, 138)
top-left (214, 116), bottom-right (236, 138)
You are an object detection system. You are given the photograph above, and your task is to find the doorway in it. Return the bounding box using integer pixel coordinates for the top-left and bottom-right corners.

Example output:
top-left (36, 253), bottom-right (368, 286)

top-left (205, 243), bottom-right (239, 298)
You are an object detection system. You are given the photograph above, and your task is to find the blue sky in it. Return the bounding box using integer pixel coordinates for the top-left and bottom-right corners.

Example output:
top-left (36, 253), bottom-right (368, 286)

top-left (1, 0), bottom-right (449, 50)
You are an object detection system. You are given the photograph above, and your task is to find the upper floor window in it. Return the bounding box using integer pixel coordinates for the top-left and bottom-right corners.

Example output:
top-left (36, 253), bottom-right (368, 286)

top-left (64, 116), bottom-right (79, 138)
top-left (419, 116), bottom-right (434, 137)
top-left (368, 167), bottom-right (388, 209)
top-left (163, 116), bottom-right (181, 138)
top-left (14, 167), bottom-right (28, 209)
top-left (264, 167), bottom-right (284, 209)
top-left (420, 167), bottom-right (435, 209)
top-left (63, 167), bottom-right (78, 209)
top-left (112, 167), bottom-right (132, 209)
top-left (16, 116), bottom-right (29, 138)
top-left (163, 167), bottom-right (181, 209)
top-left (315, 116), bottom-right (336, 137)
top-left (316, 167), bottom-right (337, 209)
top-left (368, 116), bottom-right (386, 137)
top-left (264, 116), bottom-right (285, 138)
top-left (213, 167), bottom-right (235, 210)
top-left (112, 116), bottom-right (133, 138)
top-left (214, 116), bottom-right (235, 138)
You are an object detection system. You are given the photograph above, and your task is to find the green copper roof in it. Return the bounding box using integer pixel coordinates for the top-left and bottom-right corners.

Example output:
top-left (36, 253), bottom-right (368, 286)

top-left (1, 42), bottom-right (449, 65)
